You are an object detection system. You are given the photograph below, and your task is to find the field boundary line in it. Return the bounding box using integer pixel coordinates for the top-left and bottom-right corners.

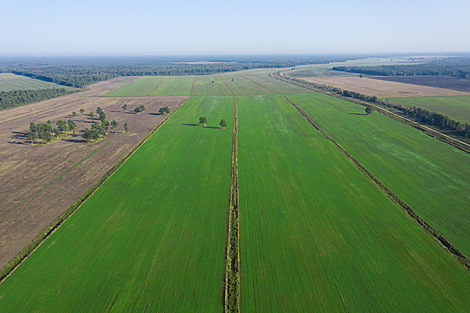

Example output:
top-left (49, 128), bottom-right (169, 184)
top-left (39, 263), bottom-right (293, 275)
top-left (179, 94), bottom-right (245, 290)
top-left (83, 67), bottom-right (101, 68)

top-left (240, 75), bottom-right (275, 93)
top-left (146, 77), bottom-right (168, 96)
top-left (273, 72), bottom-right (470, 154)
top-left (220, 76), bottom-right (235, 95)
top-left (191, 76), bottom-right (196, 95)
top-left (225, 97), bottom-right (240, 313)
top-left (284, 95), bottom-right (470, 270)
top-left (0, 98), bottom-right (190, 285)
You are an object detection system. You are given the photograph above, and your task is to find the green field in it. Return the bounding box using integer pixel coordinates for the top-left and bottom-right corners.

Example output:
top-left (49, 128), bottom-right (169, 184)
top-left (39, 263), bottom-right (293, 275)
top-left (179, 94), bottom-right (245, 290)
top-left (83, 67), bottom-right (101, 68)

top-left (222, 75), bottom-right (273, 95)
top-left (104, 76), bottom-right (166, 96)
top-left (193, 75), bottom-right (232, 96)
top-left (242, 74), bottom-right (314, 94)
top-left (0, 73), bottom-right (77, 92)
top-left (149, 76), bottom-right (194, 96)
top-left (389, 95), bottom-right (470, 124)
top-left (0, 96), bottom-right (234, 312)
top-left (288, 93), bottom-right (470, 257)
top-left (238, 94), bottom-right (470, 312)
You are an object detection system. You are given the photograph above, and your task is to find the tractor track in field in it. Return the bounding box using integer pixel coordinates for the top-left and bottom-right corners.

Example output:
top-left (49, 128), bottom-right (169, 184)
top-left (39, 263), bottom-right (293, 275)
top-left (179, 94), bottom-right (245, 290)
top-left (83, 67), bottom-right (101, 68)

top-left (146, 77), bottom-right (168, 96)
top-left (284, 95), bottom-right (470, 270)
top-left (191, 76), bottom-right (196, 95)
top-left (225, 97), bottom-right (240, 313)
top-left (220, 76), bottom-right (235, 95)
top-left (240, 76), bottom-right (275, 93)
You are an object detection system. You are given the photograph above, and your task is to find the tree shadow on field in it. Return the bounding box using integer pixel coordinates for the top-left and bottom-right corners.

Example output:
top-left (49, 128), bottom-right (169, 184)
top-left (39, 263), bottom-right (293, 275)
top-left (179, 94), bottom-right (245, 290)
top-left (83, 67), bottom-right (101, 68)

top-left (125, 111), bottom-right (138, 114)
top-left (205, 126), bottom-right (223, 129)
top-left (182, 123), bottom-right (200, 126)
top-left (349, 113), bottom-right (368, 115)
top-left (148, 113), bottom-right (162, 116)
top-left (11, 131), bottom-right (28, 140)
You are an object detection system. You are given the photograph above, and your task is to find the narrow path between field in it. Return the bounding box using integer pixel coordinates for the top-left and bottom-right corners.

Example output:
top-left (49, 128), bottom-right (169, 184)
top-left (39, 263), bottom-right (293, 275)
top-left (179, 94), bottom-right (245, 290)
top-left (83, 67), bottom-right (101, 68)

top-left (191, 76), bottom-right (196, 95)
top-left (146, 77), bottom-right (168, 96)
top-left (220, 76), bottom-right (235, 95)
top-left (241, 76), bottom-right (275, 93)
top-left (284, 95), bottom-right (470, 270)
top-left (225, 97), bottom-right (240, 313)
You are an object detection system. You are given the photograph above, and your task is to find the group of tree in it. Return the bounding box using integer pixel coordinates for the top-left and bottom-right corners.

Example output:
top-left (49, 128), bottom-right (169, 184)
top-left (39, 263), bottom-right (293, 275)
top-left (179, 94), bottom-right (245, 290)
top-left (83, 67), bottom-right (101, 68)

top-left (27, 119), bottom-right (76, 144)
top-left (134, 105), bottom-right (146, 113)
top-left (198, 117), bottom-right (227, 129)
top-left (332, 57), bottom-right (470, 79)
top-left (159, 106), bottom-right (170, 115)
top-left (0, 88), bottom-right (77, 111)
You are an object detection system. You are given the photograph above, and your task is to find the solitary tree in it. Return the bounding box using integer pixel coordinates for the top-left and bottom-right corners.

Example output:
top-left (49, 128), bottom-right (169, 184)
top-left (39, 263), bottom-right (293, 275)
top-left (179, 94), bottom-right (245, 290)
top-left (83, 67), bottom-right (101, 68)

top-left (99, 111), bottom-right (106, 122)
top-left (122, 104), bottom-right (127, 111)
top-left (68, 120), bottom-right (77, 134)
top-left (212, 80), bottom-right (214, 83)
top-left (124, 122), bottom-right (129, 133)
top-left (72, 111), bottom-right (77, 117)
top-left (111, 119), bottom-right (119, 133)
top-left (232, 78), bottom-right (234, 82)
top-left (359, 74), bottom-right (363, 78)
top-left (29, 122), bottom-right (37, 133)
top-left (101, 120), bottom-right (110, 132)
top-left (159, 106), bottom-right (170, 115)
top-left (64, 124), bottom-right (69, 138)
top-left (90, 111), bottom-right (95, 121)
top-left (365, 107), bottom-right (373, 115)
top-left (80, 108), bottom-right (85, 115)
top-left (96, 107), bottom-right (103, 115)
top-left (199, 116), bottom-right (207, 127)
top-left (27, 131), bottom-right (37, 145)
top-left (219, 119), bottom-right (227, 129)
top-left (135, 105), bottom-right (146, 113)
top-left (54, 128), bottom-right (60, 139)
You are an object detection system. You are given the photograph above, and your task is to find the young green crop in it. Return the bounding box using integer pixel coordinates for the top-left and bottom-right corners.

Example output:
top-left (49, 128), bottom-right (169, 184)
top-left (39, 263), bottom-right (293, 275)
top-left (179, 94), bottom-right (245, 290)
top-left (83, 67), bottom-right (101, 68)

top-left (289, 93), bottom-right (470, 258)
top-left (149, 76), bottom-right (194, 96)
top-left (0, 96), bottom-right (234, 312)
top-left (238, 94), bottom-right (470, 312)
top-left (104, 76), bottom-right (165, 97)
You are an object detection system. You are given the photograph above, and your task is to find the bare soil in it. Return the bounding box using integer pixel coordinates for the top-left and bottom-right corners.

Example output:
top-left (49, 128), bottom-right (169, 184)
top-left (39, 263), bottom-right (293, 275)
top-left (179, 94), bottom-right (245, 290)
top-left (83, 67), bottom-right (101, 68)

top-left (370, 76), bottom-right (470, 92)
top-left (302, 76), bottom-right (470, 98)
top-left (0, 77), bottom-right (188, 269)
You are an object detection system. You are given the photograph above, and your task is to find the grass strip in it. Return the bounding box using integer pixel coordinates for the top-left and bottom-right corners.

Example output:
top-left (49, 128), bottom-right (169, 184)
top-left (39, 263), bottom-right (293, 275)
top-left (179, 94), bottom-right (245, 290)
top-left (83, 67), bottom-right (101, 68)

top-left (225, 97), bottom-right (240, 313)
top-left (0, 98), bottom-right (189, 284)
top-left (146, 77), bottom-right (167, 96)
top-left (285, 95), bottom-right (470, 270)
top-left (191, 76), bottom-right (196, 95)
top-left (220, 76), bottom-right (235, 95)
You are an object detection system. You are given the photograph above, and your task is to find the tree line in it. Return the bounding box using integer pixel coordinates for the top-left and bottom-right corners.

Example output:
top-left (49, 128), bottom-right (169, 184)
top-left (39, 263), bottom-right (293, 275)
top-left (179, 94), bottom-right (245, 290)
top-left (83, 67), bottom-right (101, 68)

top-left (332, 57), bottom-right (470, 79)
top-left (0, 88), bottom-right (78, 110)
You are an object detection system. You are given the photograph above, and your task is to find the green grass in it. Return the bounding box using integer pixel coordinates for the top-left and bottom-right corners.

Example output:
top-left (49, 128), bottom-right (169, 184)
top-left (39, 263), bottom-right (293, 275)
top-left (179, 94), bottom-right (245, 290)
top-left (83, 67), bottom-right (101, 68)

top-left (238, 94), bottom-right (470, 312)
top-left (0, 73), bottom-right (77, 92)
top-left (242, 74), bottom-right (314, 94)
top-left (222, 75), bottom-right (274, 95)
top-left (104, 76), bottom-right (166, 96)
top-left (389, 95), bottom-right (470, 124)
top-left (0, 96), bottom-right (234, 312)
top-left (193, 75), bottom-right (232, 96)
top-left (149, 76), bottom-right (194, 96)
top-left (289, 93), bottom-right (470, 258)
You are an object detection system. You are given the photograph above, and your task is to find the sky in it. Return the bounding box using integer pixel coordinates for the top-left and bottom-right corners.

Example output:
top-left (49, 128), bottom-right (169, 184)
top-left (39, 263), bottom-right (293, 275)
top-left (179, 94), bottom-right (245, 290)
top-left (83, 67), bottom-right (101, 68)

top-left (1, 0), bottom-right (470, 56)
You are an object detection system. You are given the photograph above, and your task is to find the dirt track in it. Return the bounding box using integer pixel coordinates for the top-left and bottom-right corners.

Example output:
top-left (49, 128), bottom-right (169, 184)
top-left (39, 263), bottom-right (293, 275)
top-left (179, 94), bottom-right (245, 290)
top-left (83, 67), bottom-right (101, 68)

top-left (302, 76), bottom-right (470, 98)
top-left (0, 78), bottom-right (188, 269)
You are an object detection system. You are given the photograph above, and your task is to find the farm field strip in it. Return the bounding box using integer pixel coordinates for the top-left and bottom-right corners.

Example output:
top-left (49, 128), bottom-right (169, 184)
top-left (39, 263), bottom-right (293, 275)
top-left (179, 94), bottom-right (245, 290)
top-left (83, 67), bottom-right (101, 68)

top-left (389, 95), bottom-right (470, 124)
top-left (104, 76), bottom-right (166, 97)
top-left (238, 94), bottom-right (470, 312)
top-left (0, 96), bottom-right (234, 312)
top-left (193, 75), bottom-right (233, 96)
top-left (244, 74), bottom-right (314, 94)
top-left (222, 75), bottom-right (274, 95)
top-left (288, 93), bottom-right (470, 258)
top-left (0, 73), bottom-right (77, 92)
top-left (146, 77), bottom-right (168, 95)
top-left (149, 76), bottom-right (194, 96)
top-left (219, 76), bottom-right (235, 94)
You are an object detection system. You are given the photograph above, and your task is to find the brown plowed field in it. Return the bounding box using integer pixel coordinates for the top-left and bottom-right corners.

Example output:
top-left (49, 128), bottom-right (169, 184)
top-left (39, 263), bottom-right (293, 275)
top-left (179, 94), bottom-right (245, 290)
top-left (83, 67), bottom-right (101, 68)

top-left (0, 78), bottom-right (188, 269)
top-left (301, 76), bottom-right (470, 98)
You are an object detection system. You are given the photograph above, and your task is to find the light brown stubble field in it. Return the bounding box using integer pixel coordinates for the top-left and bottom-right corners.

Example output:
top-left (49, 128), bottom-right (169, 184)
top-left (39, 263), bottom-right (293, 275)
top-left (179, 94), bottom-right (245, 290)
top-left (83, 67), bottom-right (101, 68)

top-left (301, 76), bottom-right (470, 98)
top-left (0, 78), bottom-right (188, 269)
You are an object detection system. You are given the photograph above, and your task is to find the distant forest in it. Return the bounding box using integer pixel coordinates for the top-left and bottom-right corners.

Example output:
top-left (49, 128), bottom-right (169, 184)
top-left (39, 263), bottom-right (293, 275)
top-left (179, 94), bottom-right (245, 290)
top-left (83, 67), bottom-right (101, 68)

top-left (332, 57), bottom-right (470, 79)
top-left (0, 55), bottom-right (357, 88)
top-left (0, 88), bottom-right (78, 110)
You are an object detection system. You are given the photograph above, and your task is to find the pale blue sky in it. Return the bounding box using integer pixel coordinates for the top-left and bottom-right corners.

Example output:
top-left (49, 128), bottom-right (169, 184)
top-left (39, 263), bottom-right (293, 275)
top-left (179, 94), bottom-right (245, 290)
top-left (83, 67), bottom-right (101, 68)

top-left (1, 0), bottom-right (469, 55)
